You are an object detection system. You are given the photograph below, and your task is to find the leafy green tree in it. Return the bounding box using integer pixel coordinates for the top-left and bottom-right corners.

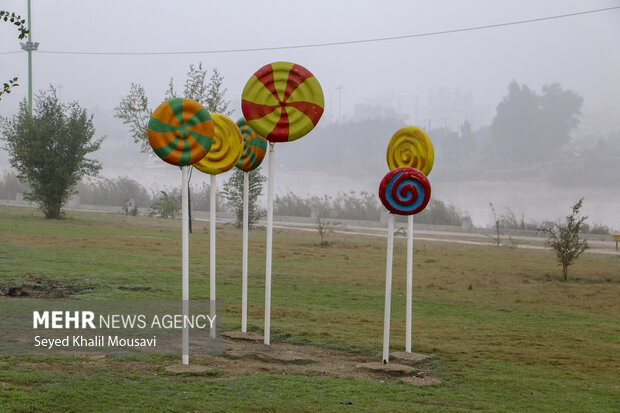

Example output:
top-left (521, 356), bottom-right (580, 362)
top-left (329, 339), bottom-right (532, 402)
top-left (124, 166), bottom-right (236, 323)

top-left (114, 63), bottom-right (232, 232)
top-left (0, 11), bottom-right (29, 100)
top-left (539, 198), bottom-right (589, 281)
top-left (149, 191), bottom-right (181, 219)
top-left (221, 168), bottom-right (266, 229)
top-left (115, 63), bottom-right (232, 152)
top-left (491, 81), bottom-right (582, 162)
top-left (1, 87), bottom-right (103, 218)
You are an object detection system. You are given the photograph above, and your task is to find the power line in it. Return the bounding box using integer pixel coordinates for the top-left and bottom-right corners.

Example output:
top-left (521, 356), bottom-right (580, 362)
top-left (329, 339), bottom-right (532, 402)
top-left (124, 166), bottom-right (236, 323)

top-left (1, 5), bottom-right (619, 56)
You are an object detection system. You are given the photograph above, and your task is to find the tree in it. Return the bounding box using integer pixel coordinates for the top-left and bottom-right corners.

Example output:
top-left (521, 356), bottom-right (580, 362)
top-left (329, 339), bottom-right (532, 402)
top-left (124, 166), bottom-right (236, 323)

top-left (149, 191), bottom-right (181, 219)
top-left (0, 169), bottom-right (27, 200)
top-left (488, 202), bottom-right (501, 247)
top-left (491, 81), bottom-right (582, 162)
top-left (221, 168), bottom-right (266, 229)
top-left (427, 127), bottom-right (460, 162)
top-left (538, 83), bottom-right (583, 157)
top-left (539, 198), bottom-right (589, 281)
top-left (0, 11), bottom-right (29, 100)
top-left (459, 119), bottom-right (476, 155)
top-left (1, 87), bottom-right (103, 218)
top-left (114, 63), bottom-right (232, 232)
top-left (316, 217), bottom-right (333, 247)
top-left (115, 63), bottom-right (232, 153)
top-left (77, 176), bottom-right (152, 207)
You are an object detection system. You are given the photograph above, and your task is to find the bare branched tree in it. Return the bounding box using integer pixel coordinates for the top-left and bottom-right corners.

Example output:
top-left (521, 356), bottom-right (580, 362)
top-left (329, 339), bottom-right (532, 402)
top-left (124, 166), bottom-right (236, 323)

top-left (316, 217), bottom-right (333, 248)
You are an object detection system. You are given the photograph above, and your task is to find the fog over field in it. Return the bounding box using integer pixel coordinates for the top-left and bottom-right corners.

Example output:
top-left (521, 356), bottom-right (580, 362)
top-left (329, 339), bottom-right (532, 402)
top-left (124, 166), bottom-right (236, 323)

top-left (1, 0), bottom-right (619, 228)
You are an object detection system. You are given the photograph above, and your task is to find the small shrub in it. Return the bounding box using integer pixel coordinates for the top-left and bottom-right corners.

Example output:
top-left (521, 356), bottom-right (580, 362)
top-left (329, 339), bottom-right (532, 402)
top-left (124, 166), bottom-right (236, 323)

top-left (149, 191), bottom-right (181, 219)
top-left (539, 198), bottom-right (589, 281)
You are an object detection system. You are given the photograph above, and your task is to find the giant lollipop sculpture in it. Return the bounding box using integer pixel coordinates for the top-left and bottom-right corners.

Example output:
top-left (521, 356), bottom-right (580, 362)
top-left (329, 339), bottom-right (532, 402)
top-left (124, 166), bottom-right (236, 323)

top-left (147, 97), bottom-right (214, 365)
top-left (379, 166), bottom-right (431, 364)
top-left (386, 126), bottom-right (434, 354)
top-left (194, 113), bottom-right (243, 338)
top-left (235, 117), bottom-right (268, 333)
top-left (242, 61), bottom-right (324, 344)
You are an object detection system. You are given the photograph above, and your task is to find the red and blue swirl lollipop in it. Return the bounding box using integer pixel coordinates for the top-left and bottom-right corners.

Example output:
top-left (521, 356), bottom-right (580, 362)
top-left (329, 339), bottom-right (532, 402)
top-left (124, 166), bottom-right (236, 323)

top-left (379, 167), bottom-right (431, 215)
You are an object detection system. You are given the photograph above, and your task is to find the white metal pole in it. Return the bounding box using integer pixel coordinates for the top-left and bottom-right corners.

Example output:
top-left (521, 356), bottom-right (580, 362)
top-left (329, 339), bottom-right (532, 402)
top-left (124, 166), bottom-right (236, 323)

top-left (241, 171), bottom-right (249, 332)
top-left (264, 143), bottom-right (275, 345)
top-left (406, 214), bottom-right (414, 353)
top-left (382, 214), bottom-right (395, 364)
top-left (210, 174), bottom-right (217, 339)
top-left (181, 166), bottom-right (189, 365)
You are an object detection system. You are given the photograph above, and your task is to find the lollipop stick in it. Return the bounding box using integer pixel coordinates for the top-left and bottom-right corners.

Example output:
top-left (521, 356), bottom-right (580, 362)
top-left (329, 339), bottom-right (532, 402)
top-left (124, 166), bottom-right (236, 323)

top-left (406, 214), bottom-right (413, 353)
top-left (265, 143), bottom-right (275, 345)
top-left (241, 171), bottom-right (249, 333)
top-left (383, 214), bottom-right (395, 364)
top-left (210, 174), bottom-right (216, 339)
top-left (181, 166), bottom-right (189, 365)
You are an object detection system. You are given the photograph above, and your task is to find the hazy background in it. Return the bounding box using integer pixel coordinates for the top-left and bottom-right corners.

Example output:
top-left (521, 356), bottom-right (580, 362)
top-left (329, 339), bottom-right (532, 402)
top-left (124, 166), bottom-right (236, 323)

top-left (1, 0), bottom-right (619, 228)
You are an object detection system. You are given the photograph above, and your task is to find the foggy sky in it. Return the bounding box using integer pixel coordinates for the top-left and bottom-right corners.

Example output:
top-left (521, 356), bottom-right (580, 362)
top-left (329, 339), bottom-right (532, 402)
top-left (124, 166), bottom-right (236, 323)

top-left (1, 0), bottom-right (619, 228)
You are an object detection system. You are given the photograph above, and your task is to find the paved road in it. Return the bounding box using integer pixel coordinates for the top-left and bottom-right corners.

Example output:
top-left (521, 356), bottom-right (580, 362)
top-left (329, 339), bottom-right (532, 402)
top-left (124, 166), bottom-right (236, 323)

top-left (3, 201), bottom-right (617, 256)
top-left (269, 220), bottom-right (619, 256)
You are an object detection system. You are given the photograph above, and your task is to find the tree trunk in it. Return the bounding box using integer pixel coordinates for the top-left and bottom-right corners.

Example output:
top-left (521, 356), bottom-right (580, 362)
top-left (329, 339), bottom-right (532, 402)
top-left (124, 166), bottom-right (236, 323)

top-left (563, 265), bottom-right (568, 281)
top-left (188, 185), bottom-right (193, 234)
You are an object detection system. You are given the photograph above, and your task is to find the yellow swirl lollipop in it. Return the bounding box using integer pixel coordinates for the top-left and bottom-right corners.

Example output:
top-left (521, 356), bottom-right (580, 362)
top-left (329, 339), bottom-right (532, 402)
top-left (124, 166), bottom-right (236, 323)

top-left (194, 114), bottom-right (243, 175)
top-left (386, 126), bottom-right (434, 176)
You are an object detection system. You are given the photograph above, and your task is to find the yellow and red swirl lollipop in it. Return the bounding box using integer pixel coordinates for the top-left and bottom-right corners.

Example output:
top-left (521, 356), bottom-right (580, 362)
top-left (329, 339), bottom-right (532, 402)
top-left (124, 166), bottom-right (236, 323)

top-left (235, 117), bottom-right (268, 172)
top-left (147, 98), bottom-right (214, 166)
top-left (194, 114), bottom-right (243, 175)
top-left (386, 126), bottom-right (434, 176)
top-left (241, 61), bottom-right (324, 143)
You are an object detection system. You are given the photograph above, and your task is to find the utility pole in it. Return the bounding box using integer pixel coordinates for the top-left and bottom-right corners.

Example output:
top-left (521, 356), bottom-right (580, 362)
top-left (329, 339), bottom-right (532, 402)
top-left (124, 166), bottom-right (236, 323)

top-left (20, 0), bottom-right (38, 205)
top-left (20, 0), bottom-right (39, 115)
top-left (336, 84), bottom-right (344, 123)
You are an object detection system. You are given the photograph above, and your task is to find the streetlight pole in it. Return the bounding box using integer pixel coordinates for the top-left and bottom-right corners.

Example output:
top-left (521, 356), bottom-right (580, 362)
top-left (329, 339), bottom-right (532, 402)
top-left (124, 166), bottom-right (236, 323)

top-left (20, 0), bottom-right (38, 204)
top-left (20, 0), bottom-right (39, 115)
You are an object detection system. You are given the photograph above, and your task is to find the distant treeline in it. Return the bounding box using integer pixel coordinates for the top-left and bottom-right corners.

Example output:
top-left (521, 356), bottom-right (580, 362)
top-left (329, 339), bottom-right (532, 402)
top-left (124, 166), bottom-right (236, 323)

top-left (0, 170), bottom-right (471, 225)
top-left (0, 170), bottom-right (26, 201)
top-left (77, 177), bottom-right (226, 212)
top-left (491, 204), bottom-right (610, 235)
top-left (0, 171), bottom-right (611, 233)
top-left (0, 171), bottom-right (224, 211)
top-left (273, 191), bottom-right (472, 227)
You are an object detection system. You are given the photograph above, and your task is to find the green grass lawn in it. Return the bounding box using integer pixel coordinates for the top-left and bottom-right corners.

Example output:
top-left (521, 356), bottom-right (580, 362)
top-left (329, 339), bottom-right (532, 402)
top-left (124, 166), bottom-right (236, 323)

top-left (1, 206), bottom-right (619, 412)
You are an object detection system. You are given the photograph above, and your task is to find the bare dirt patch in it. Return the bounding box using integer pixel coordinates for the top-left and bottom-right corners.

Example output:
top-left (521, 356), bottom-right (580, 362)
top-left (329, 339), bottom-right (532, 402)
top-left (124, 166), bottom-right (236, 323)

top-left (164, 364), bottom-right (211, 374)
top-left (0, 274), bottom-right (88, 298)
top-left (165, 337), bottom-right (441, 385)
top-left (221, 331), bottom-right (264, 342)
top-left (14, 337), bottom-right (441, 386)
